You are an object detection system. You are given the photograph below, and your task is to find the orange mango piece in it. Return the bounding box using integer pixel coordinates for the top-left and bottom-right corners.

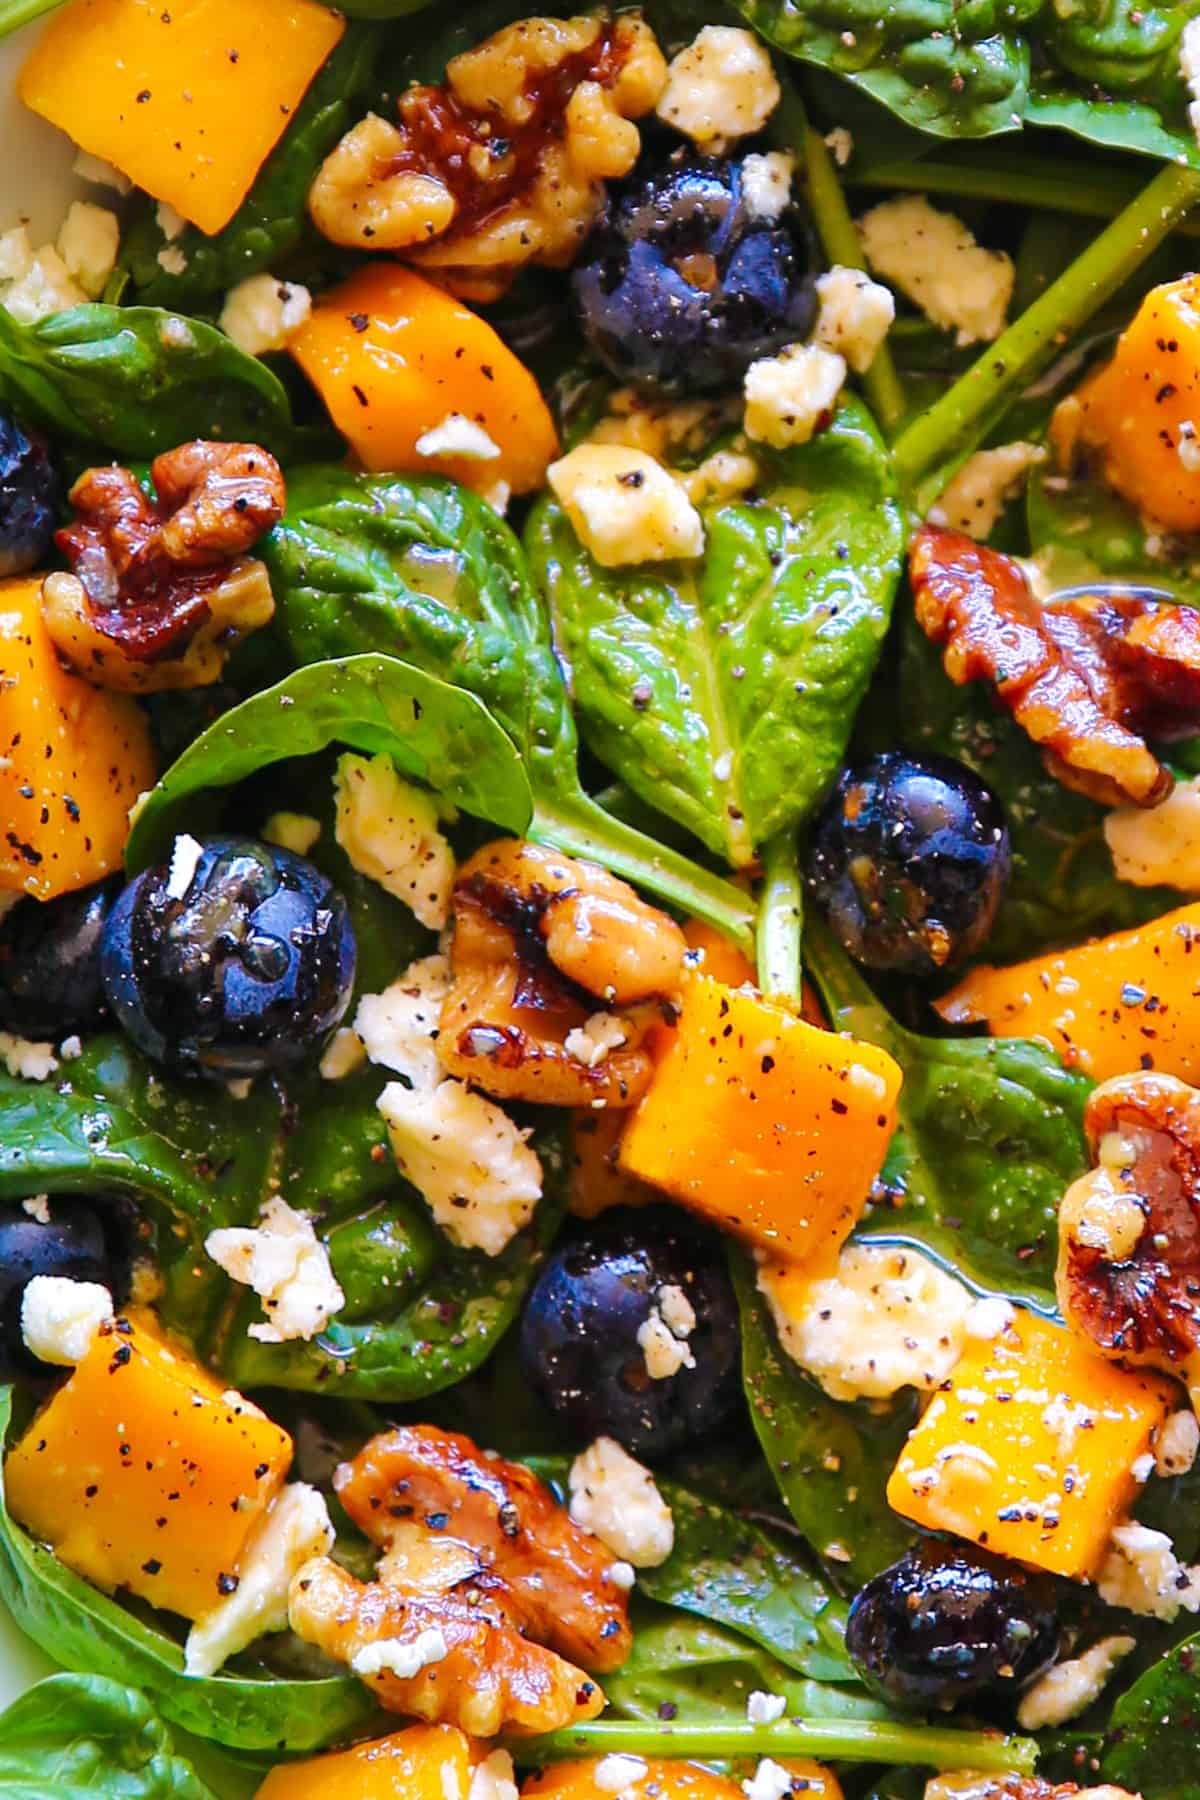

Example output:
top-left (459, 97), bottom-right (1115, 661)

top-left (684, 918), bottom-right (758, 987)
top-left (289, 264), bottom-right (559, 495)
top-left (0, 576), bottom-right (156, 900)
top-left (619, 974), bottom-right (902, 1262)
top-left (936, 903), bottom-right (1200, 1083)
top-left (5, 1308), bottom-right (292, 1620)
top-left (255, 1725), bottom-right (472, 1800)
top-left (523, 1761), bottom-right (841, 1800)
top-left (20, 0), bottom-right (343, 235)
top-left (887, 1306), bottom-right (1175, 1580)
top-left (568, 1108), bottom-right (658, 1219)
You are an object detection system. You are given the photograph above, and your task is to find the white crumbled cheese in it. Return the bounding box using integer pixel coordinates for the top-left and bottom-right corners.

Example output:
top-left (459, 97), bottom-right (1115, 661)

top-left (156, 201), bottom-right (187, 242)
top-left (813, 265), bottom-right (894, 374)
top-left (378, 1076), bottom-right (542, 1256)
top-left (56, 201), bottom-right (119, 299)
top-left (1097, 1522), bottom-right (1200, 1621)
top-left (743, 1760), bottom-right (795, 1800)
top-left (1105, 774), bottom-right (1200, 889)
top-left (220, 273), bottom-right (312, 357)
top-left (594, 1756), bottom-right (648, 1794)
top-left (657, 25), bottom-right (780, 148)
top-left (184, 1483), bottom-right (334, 1676)
top-left (759, 1242), bottom-right (976, 1402)
top-left (1132, 1453), bottom-right (1155, 1484)
top-left (568, 1436), bottom-right (674, 1567)
top-left (747, 1689), bottom-right (788, 1724)
top-left (1178, 418), bottom-right (1200, 473)
top-left (638, 1309), bottom-right (696, 1379)
top-left (741, 151), bottom-right (795, 222)
top-left (354, 953), bottom-right (451, 1089)
top-left (548, 444), bottom-right (705, 567)
top-left (680, 448), bottom-right (759, 507)
top-left (165, 831), bottom-right (205, 900)
top-left (3, 244), bottom-right (87, 323)
top-left (73, 150), bottom-right (132, 195)
top-left (563, 1011), bottom-right (628, 1068)
top-left (334, 752), bottom-right (455, 930)
top-left (261, 811), bottom-right (321, 856)
top-left (58, 1034), bottom-right (83, 1061)
top-left (1182, 18), bottom-right (1200, 143)
top-left (963, 1294), bottom-right (1016, 1340)
top-left (481, 479), bottom-right (512, 516)
top-left (858, 196), bottom-right (1014, 346)
top-left (1156, 1408), bottom-right (1200, 1476)
top-left (824, 127), bottom-right (854, 166)
top-left (0, 1032), bottom-right (58, 1081)
top-left (206, 1196), bottom-right (345, 1344)
top-left (469, 1750), bottom-right (519, 1800)
top-left (159, 315), bottom-right (195, 350)
top-left (0, 227), bottom-right (32, 283)
top-left (415, 413), bottom-right (502, 462)
top-left (20, 1275), bottom-right (113, 1365)
top-left (928, 442), bottom-right (1047, 540)
top-left (658, 1282), bottom-right (696, 1337)
top-left (743, 343), bottom-right (846, 449)
top-left (352, 1626), bottom-right (449, 1681)
top-left (156, 246), bottom-right (188, 276)
top-left (22, 1194), bottom-right (51, 1224)
top-left (319, 1027), bottom-right (367, 1082)
top-left (1017, 1635), bottom-right (1136, 1730)
top-left (608, 1559), bottom-right (636, 1590)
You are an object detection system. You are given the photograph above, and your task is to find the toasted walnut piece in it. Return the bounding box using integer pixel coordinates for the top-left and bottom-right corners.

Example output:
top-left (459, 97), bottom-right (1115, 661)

top-left (46, 442), bottom-right (283, 693)
top-left (1058, 1070), bottom-right (1200, 1401)
top-left (925, 1779), bottom-right (1137, 1800)
top-left (911, 524), bottom-right (1200, 807)
top-left (307, 114), bottom-right (457, 251)
top-left (438, 838), bottom-right (685, 1107)
top-left (288, 1554), bottom-right (605, 1736)
top-left (334, 1424), bottom-right (632, 1673)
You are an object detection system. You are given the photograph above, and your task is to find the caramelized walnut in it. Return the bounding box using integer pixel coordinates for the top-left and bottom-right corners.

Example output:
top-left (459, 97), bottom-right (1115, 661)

top-left (288, 1554), bottom-right (605, 1736)
top-left (308, 13), bottom-right (666, 301)
top-left (439, 838), bottom-right (686, 1107)
top-left (1058, 1070), bottom-right (1200, 1395)
top-left (44, 442), bottom-right (284, 693)
top-left (911, 524), bottom-right (1200, 807)
top-left (925, 1780), bottom-right (1135, 1800)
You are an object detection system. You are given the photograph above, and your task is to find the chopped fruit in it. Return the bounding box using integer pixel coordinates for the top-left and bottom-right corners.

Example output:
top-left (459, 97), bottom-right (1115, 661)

top-left (522, 1761), bottom-right (842, 1800)
top-left (254, 1724), bottom-right (472, 1800)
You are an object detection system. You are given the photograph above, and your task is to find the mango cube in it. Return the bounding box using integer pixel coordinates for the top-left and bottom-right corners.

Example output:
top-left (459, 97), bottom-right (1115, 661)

top-left (20, 0), bottom-right (344, 235)
top-left (254, 1725), bottom-right (472, 1800)
top-left (5, 1308), bottom-right (292, 1619)
top-left (619, 975), bottom-right (902, 1263)
top-left (887, 1307), bottom-right (1175, 1579)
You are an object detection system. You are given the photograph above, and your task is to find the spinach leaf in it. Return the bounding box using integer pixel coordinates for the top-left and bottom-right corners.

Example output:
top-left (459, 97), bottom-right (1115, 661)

top-left (124, 652), bottom-right (533, 871)
top-left (0, 1391), bottom-right (373, 1753)
top-left (1099, 1630), bottom-right (1200, 1795)
top-left (0, 306), bottom-right (293, 458)
top-left (525, 398), bottom-right (903, 868)
top-left (123, 25), bottom-right (381, 309)
top-left (0, 1671), bottom-right (219, 1799)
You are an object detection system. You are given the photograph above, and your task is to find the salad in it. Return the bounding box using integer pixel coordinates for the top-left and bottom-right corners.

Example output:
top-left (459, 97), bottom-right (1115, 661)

top-left (4, 0), bottom-right (1200, 1795)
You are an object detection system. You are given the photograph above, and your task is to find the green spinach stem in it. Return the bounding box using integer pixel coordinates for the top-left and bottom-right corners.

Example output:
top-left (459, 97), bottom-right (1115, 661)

top-left (892, 160), bottom-right (1200, 506)
top-left (0, 0), bottom-right (66, 33)
top-left (529, 790), bottom-right (756, 953)
top-left (757, 829), bottom-right (803, 1000)
top-left (515, 1717), bottom-right (1038, 1774)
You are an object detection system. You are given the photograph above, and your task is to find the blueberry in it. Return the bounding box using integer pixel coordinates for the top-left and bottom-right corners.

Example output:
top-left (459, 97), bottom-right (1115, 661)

top-left (572, 150), bottom-right (817, 395)
top-left (846, 1539), bottom-right (1060, 1712)
top-left (0, 878), bottom-right (118, 1040)
top-left (0, 1195), bottom-right (127, 1377)
top-left (807, 752), bottom-right (1011, 977)
top-left (0, 416), bottom-right (60, 577)
top-left (518, 1205), bottom-right (742, 1459)
top-left (101, 836), bottom-right (356, 1079)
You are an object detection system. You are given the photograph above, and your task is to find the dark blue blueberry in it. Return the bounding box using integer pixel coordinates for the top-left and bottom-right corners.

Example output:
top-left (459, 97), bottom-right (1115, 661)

top-left (0, 1195), bottom-right (128, 1377)
top-left (846, 1540), bottom-right (1060, 1712)
top-left (807, 752), bottom-right (1011, 977)
top-left (0, 416), bottom-right (60, 577)
top-left (518, 1205), bottom-right (742, 1460)
top-left (100, 836), bottom-right (356, 1079)
top-left (0, 877), bottom-right (118, 1040)
top-left (572, 150), bottom-right (817, 395)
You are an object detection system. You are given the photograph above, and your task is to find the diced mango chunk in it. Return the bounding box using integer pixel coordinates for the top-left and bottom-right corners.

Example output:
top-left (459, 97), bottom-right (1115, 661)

top-left (255, 1725), bottom-right (472, 1800)
top-left (887, 1306), bottom-right (1175, 1579)
top-left (5, 1308), bottom-right (291, 1620)
top-left (522, 1761), bottom-right (842, 1800)
top-left (0, 576), bottom-right (156, 900)
top-left (619, 974), bottom-right (901, 1263)
top-left (19, 0), bottom-right (344, 235)
top-left (936, 903), bottom-right (1200, 1084)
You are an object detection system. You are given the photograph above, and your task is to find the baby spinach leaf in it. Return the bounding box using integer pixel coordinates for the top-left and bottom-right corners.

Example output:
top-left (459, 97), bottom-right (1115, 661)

top-left (0, 306), bottom-right (293, 458)
top-left (123, 24), bottom-right (381, 308)
top-left (525, 398), bottom-right (903, 867)
top-left (124, 652), bottom-right (533, 872)
top-left (0, 1391), bottom-right (373, 1753)
top-left (1099, 1630), bottom-right (1200, 1794)
top-left (0, 1671), bottom-right (220, 1799)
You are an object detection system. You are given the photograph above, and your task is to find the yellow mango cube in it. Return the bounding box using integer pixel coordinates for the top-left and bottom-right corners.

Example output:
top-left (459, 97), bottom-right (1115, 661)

top-left (254, 1726), bottom-right (474, 1800)
top-left (20, 0), bottom-right (344, 235)
top-left (887, 1307), bottom-right (1175, 1579)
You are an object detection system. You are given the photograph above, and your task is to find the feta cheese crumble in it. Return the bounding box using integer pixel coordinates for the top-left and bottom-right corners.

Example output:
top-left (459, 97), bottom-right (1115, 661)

top-left (858, 197), bottom-right (1014, 347)
top-left (184, 1483), bottom-right (334, 1675)
top-left (354, 953), bottom-right (451, 1089)
top-left (470, 1750), bottom-right (519, 1800)
top-left (0, 1032), bottom-right (58, 1081)
top-left (637, 1281), bottom-right (697, 1379)
top-left (20, 1275), bottom-right (113, 1365)
top-left (165, 832), bottom-right (205, 900)
top-left (378, 1076), bottom-right (542, 1256)
top-left (741, 151), bottom-right (795, 222)
top-left (261, 811), bottom-right (321, 856)
top-left (563, 1011), bottom-right (628, 1068)
top-left (21, 1194), bottom-right (50, 1225)
top-left (657, 26), bottom-right (780, 149)
top-left (548, 444), bottom-right (705, 567)
top-left (219, 274), bottom-right (311, 357)
top-left (351, 1626), bottom-right (449, 1680)
top-left (743, 343), bottom-right (846, 449)
top-left (814, 266), bottom-right (895, 373)
top-left (568, 1436), bottom-right (674, 1567)
top-left (594, 1755), bottom-right (648, 1793)
top-left (824, 127), bottom-right (853, 167)
top-left (56, 201), bottom-right (120, 299)
top-left (928, 442), bottom-right (1047, 541)
top-left (319, 1027), bottom-right (366, 1082)
top-left (747, 1689), bottom-right (788, 1724)
top-left (73, 150), bottom-right (131, 195)
top-left (1104, 773), bottom-right (1200, 889)
top-left (1017, 1634), bottom-right (1136, 1730)
top-left (334, 751), bottom-right (455, 929)
top-left (743, 1760), bottom-right (795, 1800)
top-left (0, 226), bottom-right (86, 323)
top-left (206, 1197), bottom-right (345, 1343)
top-left (1097, 1522), bottom-right (1200, 1621)
top-left (1155, 1408), bottom-right (1200, 1476)
top-left (415, 413), bottom-right (502, 462)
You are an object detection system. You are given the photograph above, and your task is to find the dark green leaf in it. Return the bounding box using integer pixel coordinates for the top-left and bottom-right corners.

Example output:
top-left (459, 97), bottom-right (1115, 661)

top-left (124, 652), bottom-right (533, 872)
top-left (525, 398), bottom-right (903, 865)
top-left (0, 306), bottom-right (292, 458)
top-left (1099, 1631), bottom-right (1200, 1795)
top-left (0, 1671), bottom-right (219, 1799)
